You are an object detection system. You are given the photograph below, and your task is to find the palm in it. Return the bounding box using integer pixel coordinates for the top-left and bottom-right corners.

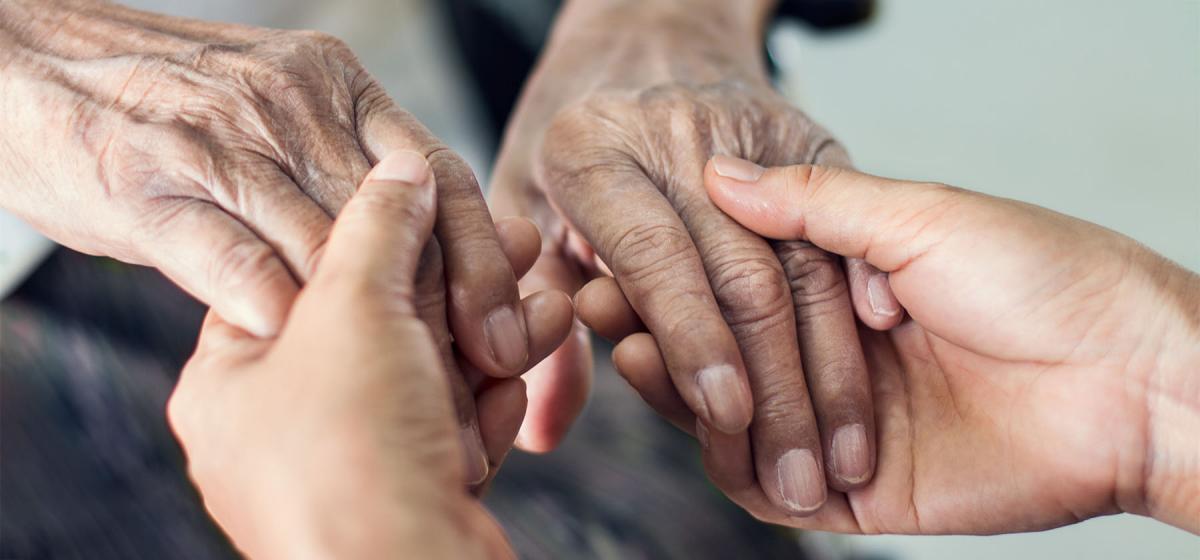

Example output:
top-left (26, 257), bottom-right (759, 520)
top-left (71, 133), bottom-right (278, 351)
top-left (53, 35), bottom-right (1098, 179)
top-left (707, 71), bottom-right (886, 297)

top-left (835, 323), bottom-right (1130, 534)
top-left (801, 205), bottom-right (1146, 534)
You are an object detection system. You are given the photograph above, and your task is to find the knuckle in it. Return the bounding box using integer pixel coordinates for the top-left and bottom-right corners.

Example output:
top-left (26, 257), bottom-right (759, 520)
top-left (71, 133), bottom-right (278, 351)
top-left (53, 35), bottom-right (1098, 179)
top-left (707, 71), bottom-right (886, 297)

top-left (306, 30), bottom-right (351, 53)
top-left (808, 358), bottom-right (867, 396)
top-left (709, 255), bottom-right (791, 328)
top-left (776, 242), bottom-right (847, 306)
top-left (608, 222), bottom-right (696, 284)
top-left (784, 164), bottom-right (818, 193)
top-left (210, 235), bottom-right (280, 292)
top-left (542, 96), bottom-right (632, 158)
top-left (754, 384), bottom-right (815, 428)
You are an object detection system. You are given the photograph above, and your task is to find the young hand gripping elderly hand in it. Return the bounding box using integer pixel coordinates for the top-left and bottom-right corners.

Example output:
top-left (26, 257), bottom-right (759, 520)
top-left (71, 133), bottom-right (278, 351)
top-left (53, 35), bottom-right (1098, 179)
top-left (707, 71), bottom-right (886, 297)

top-left (579, 155), bottom-right (1200, 534)
top-left (168, 152), bottom-right (571, 559)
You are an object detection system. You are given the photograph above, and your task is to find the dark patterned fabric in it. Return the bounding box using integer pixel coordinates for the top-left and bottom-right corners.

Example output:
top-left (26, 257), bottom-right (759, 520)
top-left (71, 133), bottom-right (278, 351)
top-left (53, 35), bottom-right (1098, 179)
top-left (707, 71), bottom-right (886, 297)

top-left (1, 249), bottom-right (807, 559)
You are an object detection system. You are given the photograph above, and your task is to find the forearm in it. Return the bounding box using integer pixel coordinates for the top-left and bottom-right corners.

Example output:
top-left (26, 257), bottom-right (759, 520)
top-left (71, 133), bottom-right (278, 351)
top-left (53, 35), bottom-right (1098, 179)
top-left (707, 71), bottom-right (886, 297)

top-left (538, 0), bottom-right (778, 95)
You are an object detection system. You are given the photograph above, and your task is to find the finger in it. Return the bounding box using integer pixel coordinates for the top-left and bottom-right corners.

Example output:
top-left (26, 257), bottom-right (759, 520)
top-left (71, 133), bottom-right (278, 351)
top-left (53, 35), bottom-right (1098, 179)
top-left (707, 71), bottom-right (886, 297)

top-left (845, 258), bottom-right (905, 330)
top-left (145, 199), bottom-right (298, 338)
top-left (459, 291), bottom-right (574, 389)
top-left (521, 290), bottom-right (576, 368)
top-left (611, 333), bottom-right (695, 433)
top-left (773, 241), bottom-right (876, 491)
top-left (542, 160), bottom-right (753, 434)
top-left (704, 155), bottom-right (951, 272)
top-left (414, 238), bottom-right (489, 486)
top-left (224, 166), bottom-right (335, 282)
top-left (312, 150), bottom-right (436, 307)
top-left (357, 96), bottom-right (529, 377)
top-left (495, 217), bottom-right (542, 281)
top-left (575, 276), bottom-right (645, 341)
top-left (662, 156), bottom-right (827, 516)
top-left (510, 252), bottom-right (593, 453)
top-left (472, 377), bottom-right (528, 494)
top-left (802, 143), bottom-right (905, 330)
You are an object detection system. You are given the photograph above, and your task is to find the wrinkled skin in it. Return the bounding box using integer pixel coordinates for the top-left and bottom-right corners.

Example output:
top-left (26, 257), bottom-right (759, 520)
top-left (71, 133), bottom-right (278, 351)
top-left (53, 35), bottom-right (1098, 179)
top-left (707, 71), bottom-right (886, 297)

top-left (170, 154), bottom-right (546, 559)
top-left (0, 1), bottom-right (531, 382)
top-left (0, 2), bottom-right (563, 483)
top-left (584, 158), bottom-right (1200, 534)
top-left (490, 1), bottom-right (900, 517)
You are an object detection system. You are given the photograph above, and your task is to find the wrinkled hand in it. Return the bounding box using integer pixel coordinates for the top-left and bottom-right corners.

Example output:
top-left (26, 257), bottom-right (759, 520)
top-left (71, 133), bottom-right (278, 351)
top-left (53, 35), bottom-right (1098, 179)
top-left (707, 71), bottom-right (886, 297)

top-left (169, 153), bottom-right (537, 559)
top-left (491, 0), bottom-right (899, 516)
top-left (0, 1), bottom-right (532, 383)
top-left (601, 157), bottom-right (1200, 534)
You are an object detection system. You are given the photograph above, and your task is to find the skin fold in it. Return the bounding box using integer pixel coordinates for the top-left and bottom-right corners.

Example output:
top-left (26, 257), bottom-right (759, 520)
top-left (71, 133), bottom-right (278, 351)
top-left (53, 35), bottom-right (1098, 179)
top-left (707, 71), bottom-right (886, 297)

top-left (579, 156), bottom-right (1200, 534)
top-left (490, 0), bottom-right (900, 515)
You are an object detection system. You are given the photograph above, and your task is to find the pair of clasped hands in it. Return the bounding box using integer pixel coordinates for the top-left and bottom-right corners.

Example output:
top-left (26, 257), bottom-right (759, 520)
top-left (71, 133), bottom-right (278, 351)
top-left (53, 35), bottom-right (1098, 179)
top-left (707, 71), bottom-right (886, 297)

top-left (3, 1), bottom-right (1196, 558)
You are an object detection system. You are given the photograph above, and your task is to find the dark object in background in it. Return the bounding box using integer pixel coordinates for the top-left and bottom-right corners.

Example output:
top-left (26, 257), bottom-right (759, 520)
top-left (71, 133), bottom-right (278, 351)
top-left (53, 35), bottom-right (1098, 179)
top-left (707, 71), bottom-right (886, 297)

top-left (442, 0), bottom-right (875, 139)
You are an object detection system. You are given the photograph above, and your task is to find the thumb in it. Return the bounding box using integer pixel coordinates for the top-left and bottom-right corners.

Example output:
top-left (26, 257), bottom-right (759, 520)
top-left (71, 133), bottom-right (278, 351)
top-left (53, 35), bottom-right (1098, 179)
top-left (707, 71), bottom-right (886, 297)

top-left (705, 155), bottom-right (963, 273)
top-left (312, 150), bottom-right (437, 308)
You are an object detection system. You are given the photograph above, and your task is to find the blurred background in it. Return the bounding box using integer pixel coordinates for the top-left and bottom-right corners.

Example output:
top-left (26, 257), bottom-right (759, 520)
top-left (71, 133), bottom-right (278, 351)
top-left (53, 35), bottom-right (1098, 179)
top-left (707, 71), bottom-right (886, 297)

top-left (2, 0), bottom-right (1197, 558)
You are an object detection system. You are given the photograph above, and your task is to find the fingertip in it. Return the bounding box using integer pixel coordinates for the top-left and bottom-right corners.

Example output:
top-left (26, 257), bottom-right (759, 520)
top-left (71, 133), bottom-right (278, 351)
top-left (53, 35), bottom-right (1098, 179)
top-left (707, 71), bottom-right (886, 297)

top-left (522, 289), bottom-right (575, 367)
top-left (574, 276), bottom-right (643, 341)
top-left (703, 156), bottom-right (803, 242)
top-left (495, 217), bottom-right (542, 280)
top-left (846, 259), bottom-right (906, 330)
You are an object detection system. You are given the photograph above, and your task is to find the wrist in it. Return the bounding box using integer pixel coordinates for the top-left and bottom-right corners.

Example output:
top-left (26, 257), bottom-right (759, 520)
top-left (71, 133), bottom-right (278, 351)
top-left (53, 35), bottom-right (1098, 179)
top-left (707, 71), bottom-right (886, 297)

top-left (541, 0), bottom-right (776, 91)
top-left (1138, 260), bottom-right (1200, 532)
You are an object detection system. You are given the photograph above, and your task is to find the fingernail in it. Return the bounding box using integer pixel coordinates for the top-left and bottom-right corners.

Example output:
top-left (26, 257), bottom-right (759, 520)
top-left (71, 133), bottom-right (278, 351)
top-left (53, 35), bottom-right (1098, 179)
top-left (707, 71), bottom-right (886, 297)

top-left (867, 272), bottom-right (900, 317)
top-left (484, 305), bottom-right (528, 373)
top-left (696, 364), bottom-right (752, 432)
top-left (696, 420), bottom-right (711, 450)
top-left (777, 449), bottom-right (826, 513)
top-left (712, 155), bottom-right (766, 183)
top-left (832, 424), bottom-right (870, 484)
top-left (371, 150), bottom-right (430, 184)
top-left (459, 425), bottom-right (489, 485)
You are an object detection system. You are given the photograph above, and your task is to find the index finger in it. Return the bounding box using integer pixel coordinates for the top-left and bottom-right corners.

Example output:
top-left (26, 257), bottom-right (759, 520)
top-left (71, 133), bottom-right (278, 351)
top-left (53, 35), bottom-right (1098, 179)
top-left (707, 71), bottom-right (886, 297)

top-left (356, 94), bottom-right (530, 377)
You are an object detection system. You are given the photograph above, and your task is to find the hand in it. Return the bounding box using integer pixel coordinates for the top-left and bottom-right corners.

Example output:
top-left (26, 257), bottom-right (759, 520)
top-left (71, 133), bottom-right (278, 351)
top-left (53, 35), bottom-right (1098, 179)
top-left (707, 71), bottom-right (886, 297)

top-left (490, 0), bottom-right (898, 515)
top-left (168, 152), bottom-right (533, 559)
top-left (603, 155), bottom-right (1200, 534)
top-left (0, 1), bottom-right (533, 383)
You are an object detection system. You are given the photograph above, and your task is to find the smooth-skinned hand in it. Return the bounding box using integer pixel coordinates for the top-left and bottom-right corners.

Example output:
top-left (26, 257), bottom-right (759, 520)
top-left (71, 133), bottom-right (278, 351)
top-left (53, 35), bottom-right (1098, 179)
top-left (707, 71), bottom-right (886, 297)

top-left (0, 1), bottom-right (536, 386)
top-left (490, 0), bottom-right (899, 516)
top-left (581, 155), bottom-right (1200, 534)
top-left (168, 151), bottom-right (556, 559)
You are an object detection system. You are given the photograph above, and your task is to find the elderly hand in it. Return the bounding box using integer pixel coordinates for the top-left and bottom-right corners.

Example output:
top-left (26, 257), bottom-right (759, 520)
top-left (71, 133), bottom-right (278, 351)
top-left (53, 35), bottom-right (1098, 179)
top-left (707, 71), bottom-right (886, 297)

top-left (589, 156), bottom-right (1200, 534)
top-left (0, 1), bottom-right (534, 385)
top-left (490, 0), bottom-right (898, 516)
top-left (168, 152), bottom-right (566, 559)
